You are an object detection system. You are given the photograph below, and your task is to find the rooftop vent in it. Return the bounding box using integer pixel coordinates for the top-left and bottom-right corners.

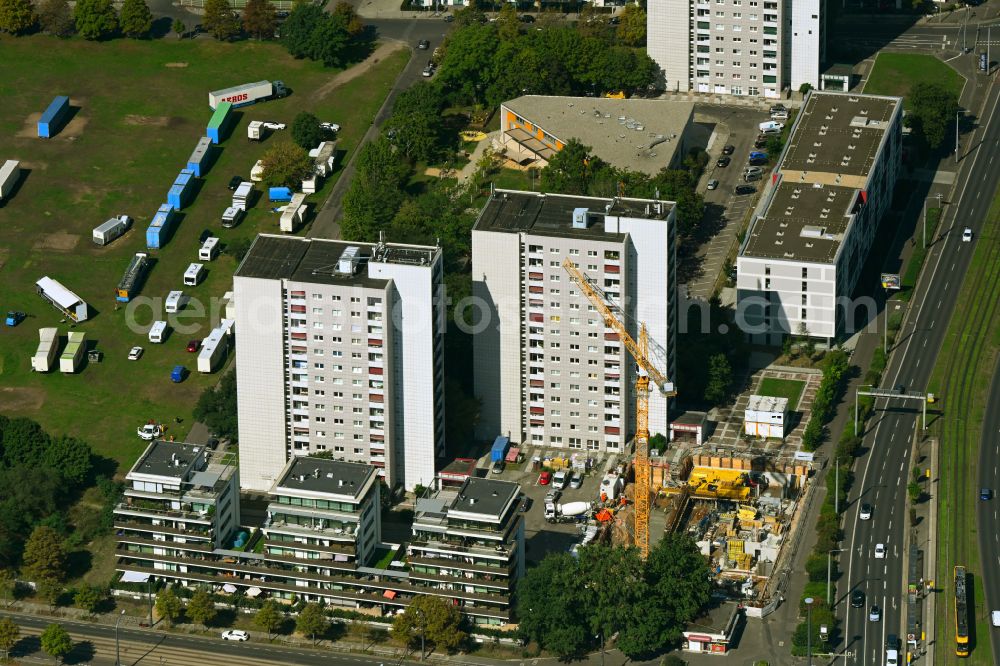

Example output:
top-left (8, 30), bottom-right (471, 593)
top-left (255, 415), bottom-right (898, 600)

top-left (831, 106), bottom-right (839, 112)
top-left (800, 225), bottom-right (826, 238)
top-left (336, 246), bottom-right (361, 275)
top-left (572, 207), bottom-right (591, 229)
top-left (468, 497), bottom-right (477, 505)
top-left (848, 97), bottom-right (859, 103)
top-left (314, 468), bottom-right (321, 479)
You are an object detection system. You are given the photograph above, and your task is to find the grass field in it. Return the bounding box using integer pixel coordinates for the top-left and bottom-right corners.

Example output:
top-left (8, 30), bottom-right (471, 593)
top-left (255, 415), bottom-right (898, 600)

top-left (928, 184), bottom-right (1000, 665)
top-left (756, 377), bottom-right (805, 409)
top-left (863, 53), bottom-right (965, 104)
top-left (0, 35), bottom-right (408, 469)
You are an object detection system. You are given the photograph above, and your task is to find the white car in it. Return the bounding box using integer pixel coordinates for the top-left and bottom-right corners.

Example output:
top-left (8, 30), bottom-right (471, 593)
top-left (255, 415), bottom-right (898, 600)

top-left (874, 543), bottom-right (886, 559)
top-left (319, 122), bottom-right (341, 133)
top-left (962, 227), bottom-right (973, 242)
top-left (859, 503), bottom-right (873, 521)
top-left (221, 629), bottom-right (249, 641)
top-left (552, 469), bottom-right (570, 489)
top-left (886, 648), bottom-right (899, 666)
top-left (869, 605), bottom-right (881, 622)
top-left (127, 346), bottom-right (144, 361)
top-left (137, 423), bottom-right (163, 441)
top-left (992, 610), bottom-right (1000, 627)
top-left (707, 179), bottom-right (719, 190)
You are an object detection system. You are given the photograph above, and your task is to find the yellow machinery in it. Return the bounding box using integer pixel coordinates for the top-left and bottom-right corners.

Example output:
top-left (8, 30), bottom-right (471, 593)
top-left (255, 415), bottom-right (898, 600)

top-left (563, 258), bottom-right (676, 560)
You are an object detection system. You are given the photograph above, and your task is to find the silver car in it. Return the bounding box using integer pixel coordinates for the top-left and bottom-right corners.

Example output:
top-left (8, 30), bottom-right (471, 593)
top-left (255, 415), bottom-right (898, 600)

top-left (570, 471), bottom-right (584, 489)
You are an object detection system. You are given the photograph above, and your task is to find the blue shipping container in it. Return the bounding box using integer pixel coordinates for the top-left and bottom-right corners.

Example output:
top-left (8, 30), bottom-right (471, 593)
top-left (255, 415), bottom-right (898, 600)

top-left (37, 96), bottom-right (70, 138)
top-left (167, 170), bottom-right (195, 210)
top-left (490, 436), bottom-right (510, 463)
top-left (186, 137), bottom-right (213, 177)
top-left (146, 204), bottom-right (177, 249)
top-left (269, 187), bottom-right (293, 202)
top-left (206, 103), bottom-right (234, 144)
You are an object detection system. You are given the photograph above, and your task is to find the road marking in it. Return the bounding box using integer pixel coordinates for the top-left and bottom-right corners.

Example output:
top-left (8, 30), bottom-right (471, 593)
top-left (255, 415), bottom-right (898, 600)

top-left (951, 262), bottom-right (957, 272)
top-left (889, 520), bottom-right (893, 531)
top-left (916, 358), bottom-right (921, 368)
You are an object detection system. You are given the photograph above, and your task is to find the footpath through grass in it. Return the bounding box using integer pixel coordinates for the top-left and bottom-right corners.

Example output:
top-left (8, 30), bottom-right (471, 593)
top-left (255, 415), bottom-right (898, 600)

top-left (928, 185), bottom-right (1000, 665)
top-left (0, 35), bottom-right (408, 469)
top-left (863, 53), bottom-right (965, 104)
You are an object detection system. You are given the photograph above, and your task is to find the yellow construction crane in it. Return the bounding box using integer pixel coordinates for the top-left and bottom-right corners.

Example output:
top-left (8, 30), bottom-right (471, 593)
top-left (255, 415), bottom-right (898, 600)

top-left (562, 258), bottom-right (676, 560)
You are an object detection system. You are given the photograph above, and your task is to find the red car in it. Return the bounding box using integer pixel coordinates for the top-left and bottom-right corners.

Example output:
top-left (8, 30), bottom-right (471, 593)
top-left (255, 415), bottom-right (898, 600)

top-left (186, 339), bottom-right (201, 353)
top-left (538, 471), bottom-right (552, 485)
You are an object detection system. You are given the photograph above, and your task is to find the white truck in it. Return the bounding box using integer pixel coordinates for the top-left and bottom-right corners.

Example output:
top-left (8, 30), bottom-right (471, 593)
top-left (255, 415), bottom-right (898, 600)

top-left (544, 501), bottom-right (591, 523)
top-left (208, 80), bottom-right (288, 110)
top-left (248, 120), bottom-right (286, 141)
top-left (599, 472), bottom-right (625, 501)
top-left (279, 192), bottom-right (308, 232)
top-left (0, 160), bottom-right (21, 202)
top-left (92, 215), bottom-right (132, 246)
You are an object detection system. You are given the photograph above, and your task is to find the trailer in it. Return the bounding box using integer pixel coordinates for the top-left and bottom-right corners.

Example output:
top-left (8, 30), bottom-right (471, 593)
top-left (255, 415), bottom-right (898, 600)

top-left (221, 206), bottom-right (244, 228)
top-left (116, 252), bottom-right (151, 302)
top-left (302, 174), bottom-right (320, 194)
top-left (146, 204), bottom-right (178, 249)
top-left (197, 322), bottom-right (230, 373)
top-left (250, 160), bottom-right (264, 182)
top-left (164, 290), bottom-right (187, 314)
top-left (199, 236), bottom-right (220, 261)
top-left (31, 327), bottom-right (59, 373)
top-left (35, 276), bottom-right (88, 322)
top-left (310, 140), bottom-right (338, 177)
top-left (279, 192), bottom-right (308, 232)
top-left (247, 121), bottom-right (265, 141)
top-left (148, 320), bottom-right (168, 343)
top-left (167, 169), bottom-right (195, 210)
top-left (59, 331), bottom-right (86, 373)
top-left (208, 80), bottom-right (288, 110)
top-left (0, 160), bottom-right (21, 202)
top-left (37, 96), bottom-right (70, 138)
top-left (92, 215), bottom-right (132, 246)
top-left (206, 102), bottom-right (234, 144)
top-left (233, 182), bottom-right (253, 210)
top-left (183, 262), bottom-right (205, 286)
top-left (490, 436), bottom-right (511, 463)
top-left (186, 137), bottom-right (213, 177)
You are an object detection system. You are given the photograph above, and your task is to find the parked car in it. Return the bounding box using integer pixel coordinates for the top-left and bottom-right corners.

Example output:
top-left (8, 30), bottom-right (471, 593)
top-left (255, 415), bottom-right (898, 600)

top-left (744, 166), bottom-right (763, 176)
top-left (519, 497), bottom-right (533, 512)
top-left (222, 630), bottom-right (249, 641)
top-left (553, 469), bottom-right (570, 489)
top-left (319, 122), bottom-right (341, 133)
top-left (422, 64), bottom-right (435, 77)
top-left (754, 136), bottom-right (770, 149)
top-left (749, 151), bottom-right (768, 161)
top-left (491, 460), bottom-right (505, 475)
top-left (417, 39), bottom-right (430, 49)
top-left (716, 156), bottom-right (731, 168)
top-left (992, 610), bottom-right (1000, 627)
top-left (707, 179), bottom-right (719, 190)
top-left (859, 503), bottom-right (873, 520)
top-left (963, 227), bottom-right (973, 242)
top-left (519, 13), bottom-right (535, 22)
top-left (748, 157), bottom-right (767, 167)
top-left (137, 423), bottom-right (163, 440)
top-left (4, 311), bottom-right (25, 327)
top-left (874, 543), bottom-right (886, 559)
top-left (851, 589), bottom-right (864, 608)
top-left (443, 13), bottom-right (454, 21)
top-left (127, 346), bottom-right (144, 361)
top-left (227, 175), bottom-right (243, 191)
top-left (545, 489), bottom-right (561, 503)
top-left (570, 471), bottom-right (584, 489)
top-left (722, 144), bottom-right (735, 155)
top-left (735, 185), bottom-right (756, 195)
top-left (538, 471), bottom-right (552, 485)
top-left (171, 365), bottom-right (188, 383)
top-left (186, 339), bottom-right (201, 353)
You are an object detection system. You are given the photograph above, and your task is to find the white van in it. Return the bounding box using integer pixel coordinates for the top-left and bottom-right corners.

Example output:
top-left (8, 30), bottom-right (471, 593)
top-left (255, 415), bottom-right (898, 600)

top-left (148, 320), bottom-right (168, 343)
top-left (759, 120), bottom-right (784, 132)
top-left (164, 290), bottom-right (187, 314)
top-left (221, 206), bottom-right (245, 228)
top-left (199, 237), bottom-right (220, 261)
top-left (183, 263), bottom-right (205, 286)
top-left (885, 649), bottom-right (898, 666)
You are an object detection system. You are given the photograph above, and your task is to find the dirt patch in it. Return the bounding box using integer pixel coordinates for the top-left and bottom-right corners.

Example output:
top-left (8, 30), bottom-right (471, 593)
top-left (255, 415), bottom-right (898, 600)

top-left (18, 160), bottom-right (47, 171)
top-left (165, 62), bottom-right (189, 68)
top-left (0, 387), bottom-right (45, 412)
top-left (33, 231), bottom-right (81, 251)
top-left (124, 114), bottom-right (173, 127)
top-left (59, 114), bottom-right (89, 139)
top-left (17, 112), bottom-right (42, 138)
top-left (309, 41), bottom-right (407, 104)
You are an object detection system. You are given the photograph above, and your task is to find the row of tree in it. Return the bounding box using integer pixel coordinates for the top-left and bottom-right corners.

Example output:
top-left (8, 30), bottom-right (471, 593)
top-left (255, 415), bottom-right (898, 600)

top-left (278, 1), bottom-right (368, 67)
top-left (517, 538), bottom-right (713, 659)
top-left (0, 0), bottom-right (152, 39)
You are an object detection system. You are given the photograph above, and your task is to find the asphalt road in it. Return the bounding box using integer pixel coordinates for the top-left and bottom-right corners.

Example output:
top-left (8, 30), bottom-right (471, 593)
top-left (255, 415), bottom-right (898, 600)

top-left (838, 79), bottom-right (1000, 666)
top-left (977, 362), bottom-right (1000, 666)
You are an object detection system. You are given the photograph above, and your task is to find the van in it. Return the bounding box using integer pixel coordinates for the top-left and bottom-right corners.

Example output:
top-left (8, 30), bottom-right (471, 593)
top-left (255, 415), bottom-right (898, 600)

top-left (199, 237), bottom-right (220, 261)
top-left (149, 320), bottom-right (168, 344)
top-left (165, 290), bottom-right (187, 314)
top-left (183, 263), bottom-right (205, 286)
top-left (992, 610), bottom-right (1000, 627)
top-left (885, 648), bottom-right (898, 666)
top-left (761, 126), bottom-right (782, 136)
top-left (221, 206), bottom-right (244, 228)
top-left (759, 120), bottom-right (784, 132)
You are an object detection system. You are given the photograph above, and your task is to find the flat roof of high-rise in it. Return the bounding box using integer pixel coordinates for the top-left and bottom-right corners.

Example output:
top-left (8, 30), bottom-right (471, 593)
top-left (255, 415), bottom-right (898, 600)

top-left (235, 235), bottom-right (439, 287)
top-left (273, 456), bottom-right (377, 500)
top-left (474, 189), bottom-right (672, 241)
top-left (448, 477), bottom-right (520, 518)
top-left (129, 440), bottom-right (203, 480)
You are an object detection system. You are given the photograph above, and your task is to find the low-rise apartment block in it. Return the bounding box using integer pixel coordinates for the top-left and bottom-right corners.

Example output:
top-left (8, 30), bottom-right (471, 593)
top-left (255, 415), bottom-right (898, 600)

top-left (234, 234), bottom-right (445, 492)
top-left (472, 190), bottom-right (677, 449)
top-left (736, 91), bottom-right (903, 342)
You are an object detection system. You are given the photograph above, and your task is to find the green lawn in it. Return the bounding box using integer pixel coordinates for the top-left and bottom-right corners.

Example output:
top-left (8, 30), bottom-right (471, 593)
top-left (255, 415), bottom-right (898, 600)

top-left (756, 377), bottom-right (805, 409)
top-left (863, 53), bottom-right (965, 105)
top-left (0, 35), bottom-right (408, 470)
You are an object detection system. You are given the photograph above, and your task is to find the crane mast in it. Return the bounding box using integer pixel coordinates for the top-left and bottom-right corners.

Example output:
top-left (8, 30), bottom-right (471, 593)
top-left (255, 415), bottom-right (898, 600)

top-left (562, 258), bottom-right (676, 560)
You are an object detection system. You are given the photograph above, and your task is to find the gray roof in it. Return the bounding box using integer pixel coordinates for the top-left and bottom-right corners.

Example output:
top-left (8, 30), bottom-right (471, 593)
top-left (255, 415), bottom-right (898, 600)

top-left (131, 440), bottom-right (203, 480)
top-left (475, 189), bottom-right (672, 241)
top-left (275, 456), bottom-right (377, 500)
top-left (449, 477), bottom-right (520, 518)
top-left (503, 96), bottom-right (694, 174)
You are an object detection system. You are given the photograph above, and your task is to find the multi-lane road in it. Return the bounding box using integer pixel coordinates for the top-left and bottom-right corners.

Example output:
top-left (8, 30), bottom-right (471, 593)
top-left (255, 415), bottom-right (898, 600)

top-left (979, 365), bottom-right (1000, 666)
top-left (838, 78), bottom-right (1000, 665)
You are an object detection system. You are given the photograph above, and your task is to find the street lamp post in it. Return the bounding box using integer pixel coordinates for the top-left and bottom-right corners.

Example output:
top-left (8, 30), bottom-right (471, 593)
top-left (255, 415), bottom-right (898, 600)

top-left (147, 576), bottom-right (154, 627)
top-left (115, 609), bottom-right (126, 666)
top-left (804, 597), bottom-right (814, 666)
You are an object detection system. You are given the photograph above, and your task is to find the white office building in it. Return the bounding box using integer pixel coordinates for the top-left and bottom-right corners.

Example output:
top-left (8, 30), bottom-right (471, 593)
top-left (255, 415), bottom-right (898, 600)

top-left (234, 235), bottom-right (445, 493)
top-left (736, 91), bottom-right (903, 342)
top-left (472, 190), bottom-right (677, 451)
top-left (648, 0), bottom-right (827, 98)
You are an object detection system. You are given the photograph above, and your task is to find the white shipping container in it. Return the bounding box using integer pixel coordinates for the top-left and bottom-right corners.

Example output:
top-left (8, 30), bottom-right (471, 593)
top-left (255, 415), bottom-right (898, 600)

top-left (31, 327), bottom-right (60, 373)
top-left (208, 81), bottom-right (273, 110)
top-left (92, 215), bottom-right (132, 245)
top-left (0, 160), bottom-right (21, 201)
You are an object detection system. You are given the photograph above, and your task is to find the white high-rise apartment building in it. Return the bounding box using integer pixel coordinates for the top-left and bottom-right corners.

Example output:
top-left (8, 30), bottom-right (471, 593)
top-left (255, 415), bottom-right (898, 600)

top-left (472, 190), bottom-right (677, 452)
top-left (648, 0), bottom-right (827, 98)
top-left (234, 235), bottom-right (445, 493)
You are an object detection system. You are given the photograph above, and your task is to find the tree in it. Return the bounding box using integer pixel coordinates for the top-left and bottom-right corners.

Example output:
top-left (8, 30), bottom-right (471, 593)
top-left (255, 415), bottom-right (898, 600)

top-left (799, 82), bottom-right (814, 95)
top-left (341, 136), bottom-right (409, 242)
top-left (254, 599), bottom-right (285, 640)
top-left (0, 617), bottom-right (18, 661)
top-left (73, 0), bottom-right (117, 39)
top-left (907, 482), bottom-right (922, 503)
top-left (907, 81), bottom-right (960, 150)
top-left (193, 370), bottom-right (238, 443)
top-left (291, 112), bottom-right (324, 150)
top-left (540, 139), bottom-right (597, 195)
top-left (280, 1), bottom-right (324, 58)
top-left (40, 624), bottom-right (72, 664)
top-left (118, 0), bottom-right (151, 36)
top-left (704, 353), bottom-right (732, 405)
top-left (615, 4), bottom-right (646, 46)
top-left (308, 13), bottom-right (351, 67)
top-left (259, 141), bottom-right (314, 189)
top-left (295, 602), bottom-right (328, 644)
top-left (517, 554), bottom-right (591, 658)
top-left (37, 578), bottom-right (63, 607)
top-left (37, 0), bottom-right (72, 36)
top-left (185, 588), bottom-right (217, 626)
top-left (44, 436), bottom-right (93, 489)
top-left (391, 595), bottom-right (465, 655)
top-left (386, 82), bottom-right (446, 161)
top-left (331, 1), bottom-right (363, 37)
top-left (495, 2), bottom-right (519, 42)
top-left (242, 0), bottom-right (275, 39)
top-left (0, 0), bottom-right (35, 34)
top-left (73, 585), bottom-right (105, 613)
top-left (155, 587), bottom-right (182, 625)
top-left (22, 526), bottom-right (66, 583)
top-left (203, 0), bottom-right (240, 40)
top-left (172, 18), bottom-right (184, 36)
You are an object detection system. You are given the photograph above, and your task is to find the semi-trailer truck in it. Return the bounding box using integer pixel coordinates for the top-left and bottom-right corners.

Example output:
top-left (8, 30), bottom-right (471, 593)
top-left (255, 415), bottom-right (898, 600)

top-left (209, 81), bottom-right (289, 110)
